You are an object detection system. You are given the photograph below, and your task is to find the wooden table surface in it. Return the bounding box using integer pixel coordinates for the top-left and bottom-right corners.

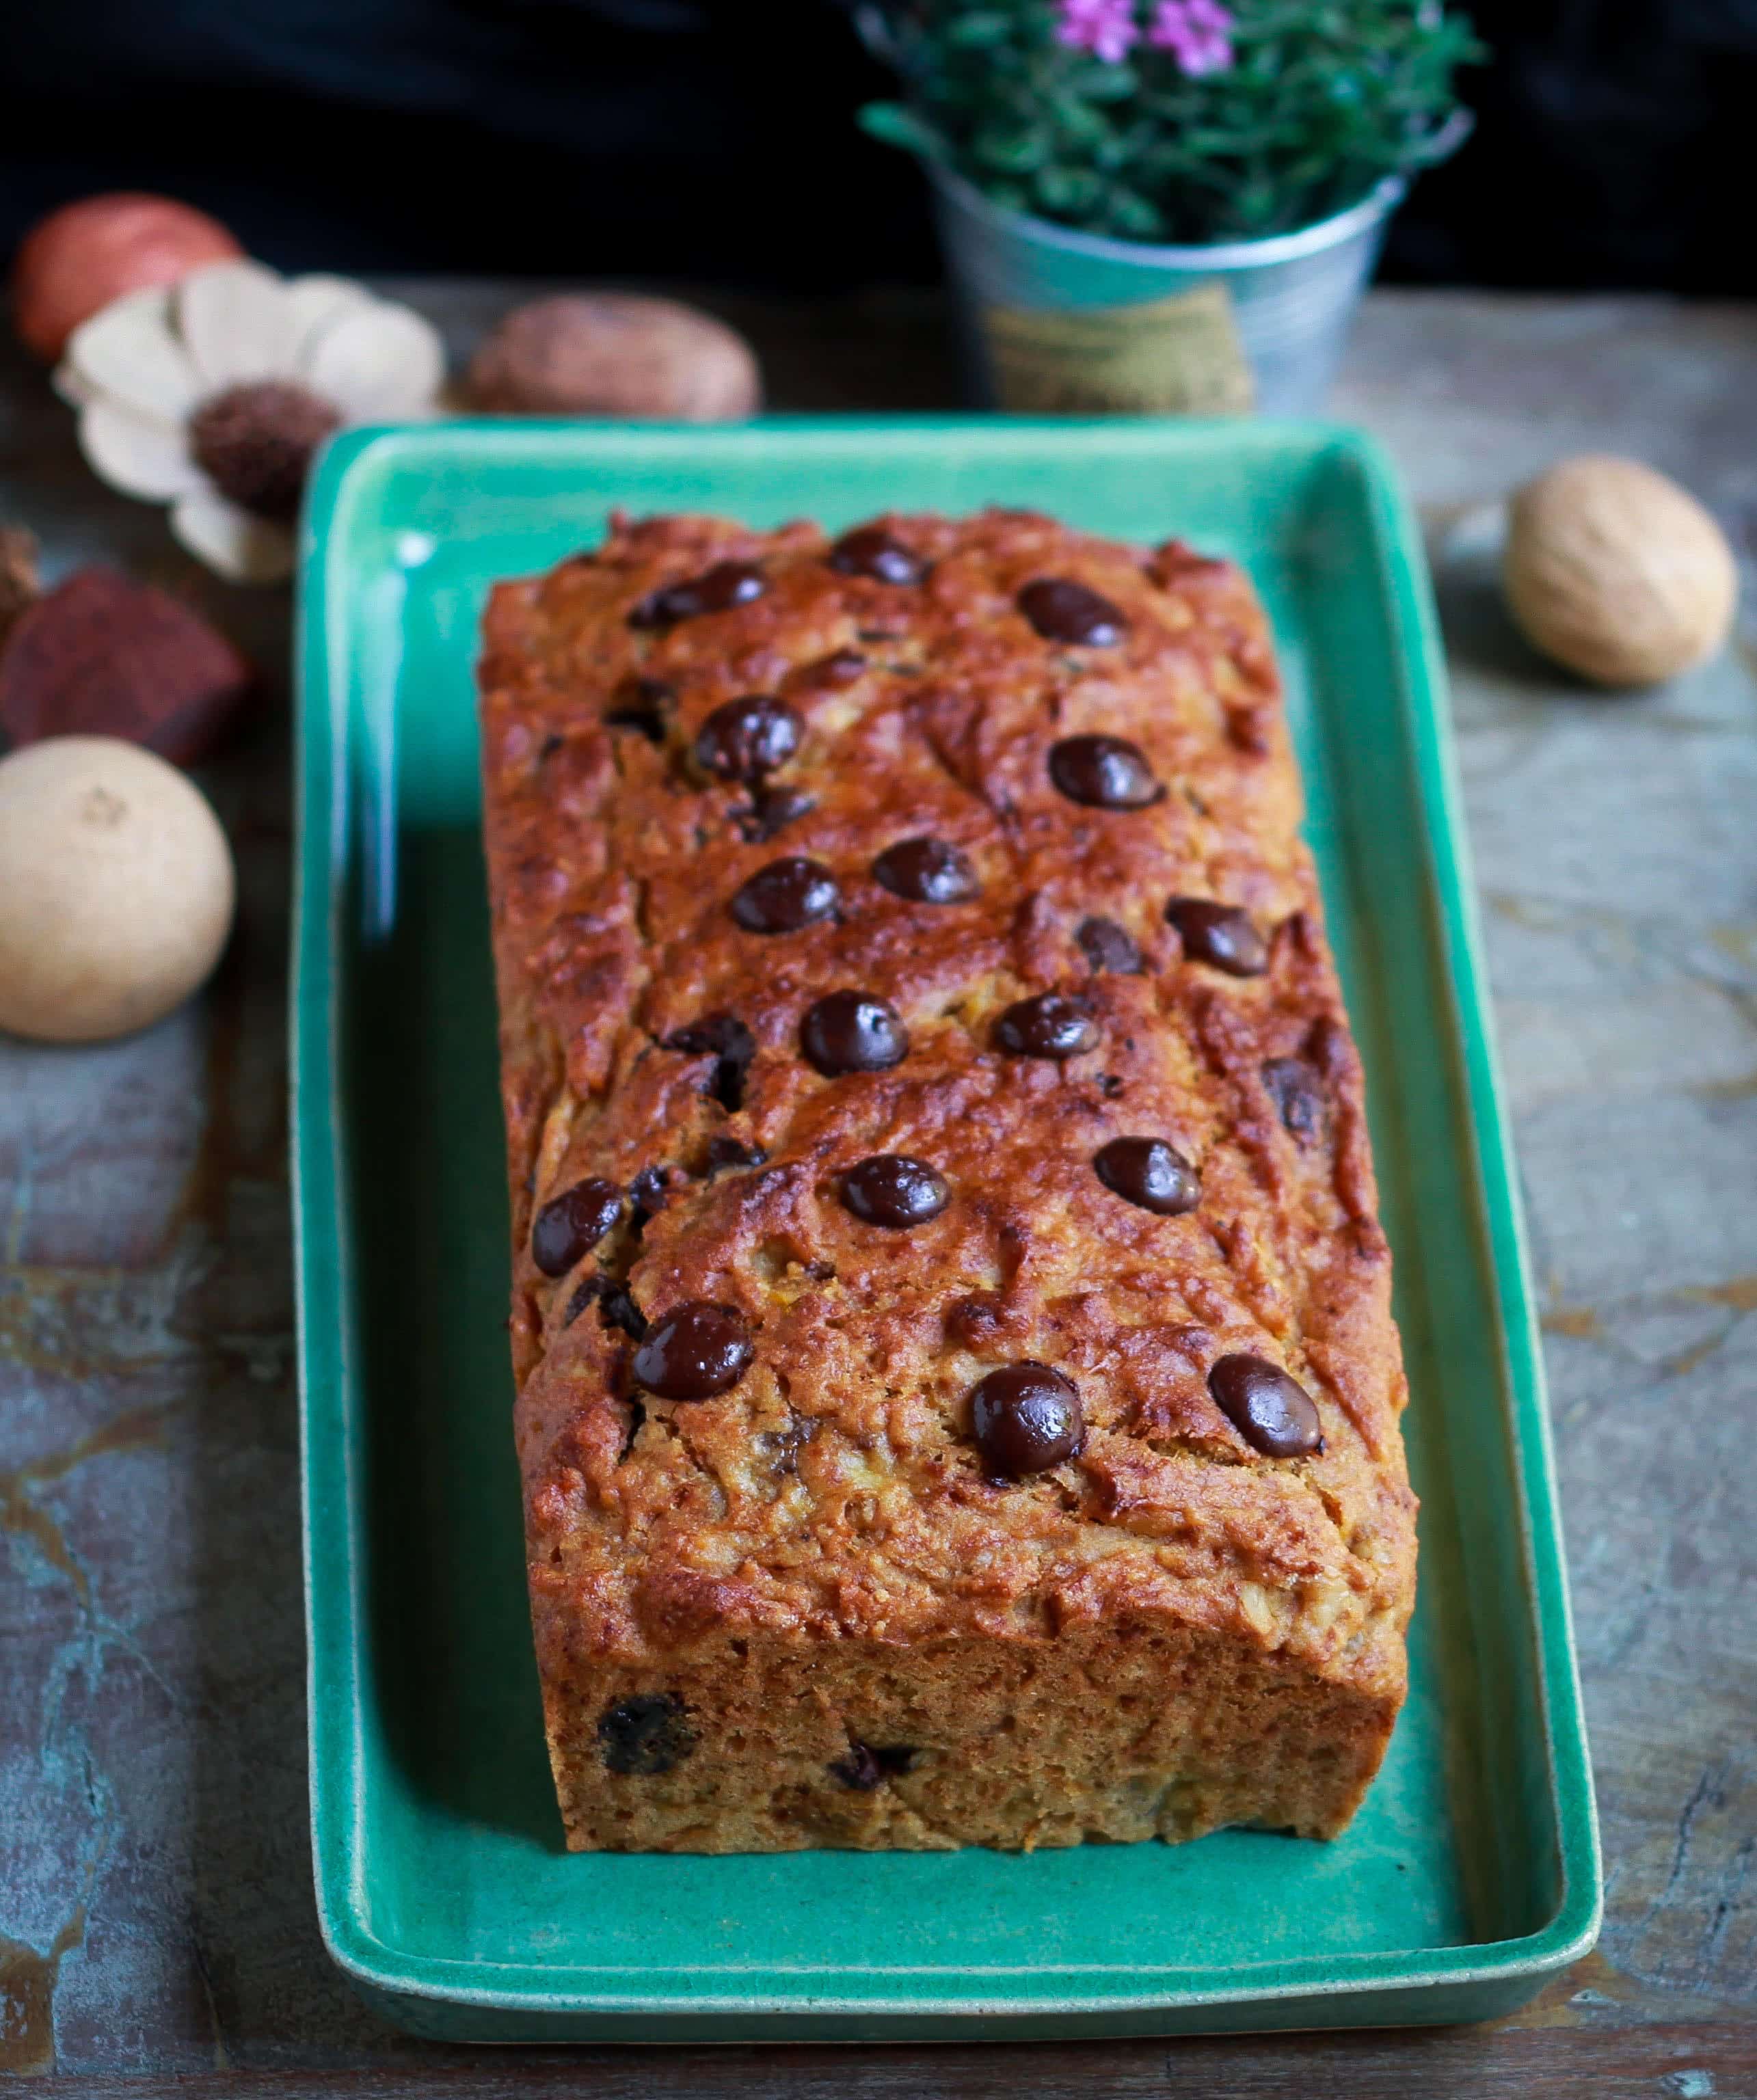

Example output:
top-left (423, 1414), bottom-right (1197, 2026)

top-left (2, 286), bottom-right (1754, 2097)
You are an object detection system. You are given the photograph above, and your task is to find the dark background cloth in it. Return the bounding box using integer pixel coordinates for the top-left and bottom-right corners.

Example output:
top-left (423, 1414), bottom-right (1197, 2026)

top-left (2, 0), bottom-right (1754, 293)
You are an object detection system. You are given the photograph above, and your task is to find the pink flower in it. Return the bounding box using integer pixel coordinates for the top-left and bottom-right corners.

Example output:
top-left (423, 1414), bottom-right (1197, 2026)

top-left (1056, 0), bottom-right (1140, 64)
top-left (1147, 0), bottom-right (1235, 75)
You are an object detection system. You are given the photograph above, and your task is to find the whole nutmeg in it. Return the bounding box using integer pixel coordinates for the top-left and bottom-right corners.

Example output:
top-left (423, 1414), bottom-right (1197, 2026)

top-left (1503, 455), bottom-right (1739, 687)
top-left (467, 294), bottom-right (760, 421)
top-left (11, 193), bottom-right (243, 362)
top-left (0, 736), bottom-right (235, 1042)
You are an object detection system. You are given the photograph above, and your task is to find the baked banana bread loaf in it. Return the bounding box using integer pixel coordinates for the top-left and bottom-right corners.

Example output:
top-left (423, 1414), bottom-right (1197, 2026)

top-left (478, 507), bottom-right (1416, 1854)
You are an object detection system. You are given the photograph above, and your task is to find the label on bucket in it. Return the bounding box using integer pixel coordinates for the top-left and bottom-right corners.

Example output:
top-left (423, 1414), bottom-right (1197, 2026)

top-left (980, 282), bottom-right (1255, 415)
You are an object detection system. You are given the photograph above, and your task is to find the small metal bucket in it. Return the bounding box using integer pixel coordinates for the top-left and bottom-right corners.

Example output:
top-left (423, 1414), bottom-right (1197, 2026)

top-left (930, 163), bottom-right (1406, 417)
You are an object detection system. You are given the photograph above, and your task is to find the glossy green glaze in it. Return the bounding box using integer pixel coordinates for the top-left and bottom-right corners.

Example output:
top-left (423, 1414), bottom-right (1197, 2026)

top-left (293, 418), bottom-right (1600, 2041)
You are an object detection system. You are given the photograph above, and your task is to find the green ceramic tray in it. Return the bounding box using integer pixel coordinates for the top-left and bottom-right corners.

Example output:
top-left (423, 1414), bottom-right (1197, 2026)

top-left (292, 418), bottom-right (1600, 2043)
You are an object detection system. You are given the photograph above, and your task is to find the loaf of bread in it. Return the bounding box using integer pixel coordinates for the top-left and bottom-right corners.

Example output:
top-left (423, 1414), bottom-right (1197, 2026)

top-left (477, 507), bottom-right (1416, 1854)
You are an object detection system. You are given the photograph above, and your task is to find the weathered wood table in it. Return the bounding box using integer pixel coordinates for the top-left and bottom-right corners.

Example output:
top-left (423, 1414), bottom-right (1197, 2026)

top-left (3, 288), bottom-right (1754, 2097)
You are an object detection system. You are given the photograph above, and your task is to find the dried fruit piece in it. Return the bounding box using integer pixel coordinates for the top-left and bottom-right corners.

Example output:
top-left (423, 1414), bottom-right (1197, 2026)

top-left (0, 568), bottom-right (255, 764)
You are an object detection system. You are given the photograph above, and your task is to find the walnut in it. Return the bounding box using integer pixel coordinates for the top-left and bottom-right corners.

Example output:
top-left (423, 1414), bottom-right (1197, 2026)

top-left (1503, 455), bottom-right (1739, 687)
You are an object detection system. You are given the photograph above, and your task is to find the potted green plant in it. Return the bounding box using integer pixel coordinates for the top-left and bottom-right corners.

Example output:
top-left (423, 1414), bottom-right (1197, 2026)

top-left (860, 0), bottom-right (1481, 413)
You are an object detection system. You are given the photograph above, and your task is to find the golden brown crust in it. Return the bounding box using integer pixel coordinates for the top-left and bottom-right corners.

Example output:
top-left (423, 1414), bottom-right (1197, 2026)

top-left (478, 507), bottom-right (1416, 1853)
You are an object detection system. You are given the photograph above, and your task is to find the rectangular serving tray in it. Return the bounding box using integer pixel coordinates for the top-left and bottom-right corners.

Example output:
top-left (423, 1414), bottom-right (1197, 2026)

top-left (293, 417), bottom-right (1600, 2043)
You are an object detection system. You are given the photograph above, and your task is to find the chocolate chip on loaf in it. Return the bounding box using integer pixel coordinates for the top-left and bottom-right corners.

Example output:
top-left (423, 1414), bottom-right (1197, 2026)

top-left (628, 558), bottom-right (765, 629)
top-left (801, 991), bottom-right (909, 1076)
top-left (796, 647), bottom-right (868, 688)
top-left (631, 1301), bottom-right (754, 1399)
top-left (1018, 578), bottom-right (1128, 647)
top-left (1262, 1055), bottom-right (1328, 1144)
top-left (666, 1012), bottom-right (756, 1110)
top-left (871, 836), bottom-right (980, 904)
top-left (1207, 1354), bottom-right (1324, 1457)
top-left (563, 1273), bottom-right (650, 1339)
top-left (531, 1177), bottom-right (623, 1276)
top-left (604, 675), bottom-right (671, 742)
top-left (629, 1164), bottom-right (677, 1223)
top-left (730, 856), bottom-right (838, 932)
top-left (1075, 916), bottom-right (1144, 974)
top-left (840, 1154), bottom-right (948, 1228)
top-left (597, 1692), bottom-right (696, 1775)
top-left (1093, 1137), bottom-right (1200, 1215)
top-left (702, 1135), bottom-right (767, 1175)
top-left (601, 1285), bottom-right (649, 1339)
top-left (694, 695), bottom-right (801, 783)
top-left (994, 991), bottom-right (1099, 1061)
top-left (1165, 898), bottom-right (1269, 977)
top-left (829, 1741), bottom-right (921, 1790)
top-left (734, 785), bottom-right (814, 842)
top-left (1049, 734), bottom-right (1161, 809)
top-left (971, 1362), bottom-right (1084, 1477)
top-left (829, 525), bottom-right (927, 585)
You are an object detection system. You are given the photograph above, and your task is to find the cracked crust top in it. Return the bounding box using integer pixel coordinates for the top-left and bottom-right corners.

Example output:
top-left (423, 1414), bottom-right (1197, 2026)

top-left (479, 508), bottom-right (1415, 1710)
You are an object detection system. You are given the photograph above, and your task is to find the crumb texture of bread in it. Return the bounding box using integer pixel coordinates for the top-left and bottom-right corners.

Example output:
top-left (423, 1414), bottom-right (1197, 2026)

top-left (477, 508), bottom-right (1416, 1853)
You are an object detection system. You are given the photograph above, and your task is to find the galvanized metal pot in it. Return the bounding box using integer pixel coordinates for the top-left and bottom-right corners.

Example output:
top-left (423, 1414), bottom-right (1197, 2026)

top-left (930, 163), bottom-right (1406, 417)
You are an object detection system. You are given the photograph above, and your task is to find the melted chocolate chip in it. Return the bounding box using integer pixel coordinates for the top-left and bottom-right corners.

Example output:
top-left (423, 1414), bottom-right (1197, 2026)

top-left (599, 1284), bottom-right (648, 1340)
top-left (666, 1013), bottom-right (756, 1111)
top-left (1093, 1136), bottom-right (1200, 1215)
top-left (1165, 898), bottom-right (1269, 977)
top-left (801, 991), bottom-right (909, 1077)
top-left (730, 856), bottom-right (839, 932)
top-left (1207, 1354), bottom-right (1324, 1458)
top-left (829, 1742), bottom-right (920, 1790)
top-left (603, 675), bottom-right (671, 742)
top-left (562, 1274), bottom-right (600, 1326)
top-left (694, 695), bottom-right (802, 783)
top-left (629, 1166), bottom-right (675, 1222)
top-left (734, 785), bottom-right (814, 843)
top-left (631, 1301), bottom-right (754, 1399)
top-left (628, 558), bottom-right (765, 629)
top-left (871, 836), bottom-right (980, 904)
top-left (970, 1362), bottom-right (1084, 1477)
top-left (1049, 734), bottom-right (1160, 809)
top-left (563, 1273), bottom-right (649, 1340)
top-left (830, 1743), bottom-right (882, 1791)
top-left (830, 524), bottom-right (928, 584)
top-left (799, 647), bottom-right (868, 688)
top-left (994, 991), bottom-right (1099, 1061)
top-left (1262, 1055), bottom-right (1328, 1144)
top-left (762, 1414), bottom-right (815, 1475)
top-left (531, 1178), bottom-right (623, 1276)
top-left (702, 1135), bottom-right (767, 1175)
top-left (598, 1692), bottom-right (695, 1775)
top-left (1075, 915), bottom-right (1144, 975)
top-left (1018, 578), bottom-right (1128, 647)
top-left (840, 1154), bottom-right (948, 1229)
